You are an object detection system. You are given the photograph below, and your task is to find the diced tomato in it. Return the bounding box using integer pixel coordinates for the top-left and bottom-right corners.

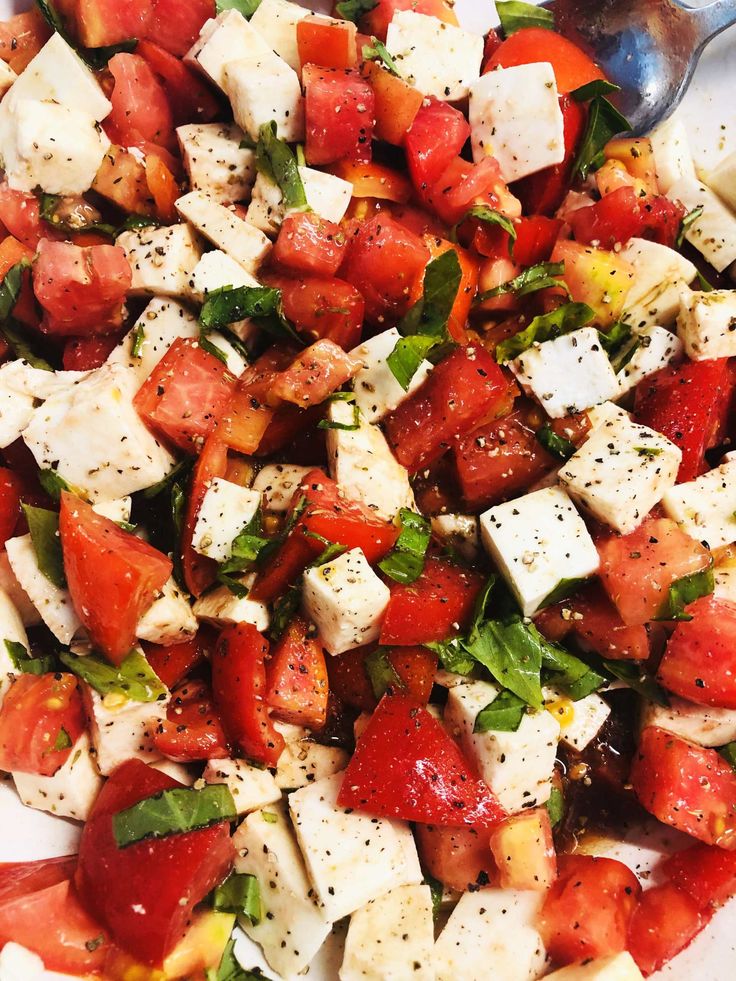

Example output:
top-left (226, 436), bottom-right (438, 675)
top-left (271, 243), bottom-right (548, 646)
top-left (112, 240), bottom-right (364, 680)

top-left (364, 61), bottom-right (423, 145)
top-left (338, 694), bottom-right (506, 827)
top-left (0, 673), bottom-right (85, 776)
top-left (250, 522), bottom-right (320, 605)
top-left (182, 434), bottom-right (228, 597)
top-left (136, 40), bottom-right (220, 125)
top-left (106, 53), bottom-right (176, 153)
top-left (153, 678), bottom-right (229, 762)
top-left (211, 623), bottom-right (285, 767)
top-left (303, 65), bottom-right (375, 165)
top-left (0, 181), bottom-right (61, 250)
top-left (63, 332), bottom-right (122, 370)
top-left (217, 373), bottom-right (276, 457)
top-left (634, 359), bottom-right (735, 483)
top-left (57, 0), bottom-right (152, 47)
top-left (415, 823), bottom-right (496, 892)
top-left (269, 339), bottom-right (359, 407)
top-left (145, 153), bottom-right (180, 224)
top-left (0, 466), bottom-right (21, 548)
top-left (60, 492), bottom-right (172, 663)
top-left (489, 808), bottom-right (557, 892)
top-left (327, 644), bottom-right (437, 711)
top-left (657, 597), bottom-right (736, 708)
top-left (93, 145), bottom-right (155, 215)
top-left (0, 9), bottom-right (51, 74)
top-left (76, 759), bottom-right (233, 966)
top-left (0, 856), bottom-right (77, 904)
top-left (360, 0), bottom-right (457, 39)
top-left (486, 27), bottom-right (605, 94)
top-left (134, 337), bottom-right (237, 453)
top-left (424, 156), bottom-right (511, 227)
top-left (664, 844), bottom-right (736, 912)
top-left (33, 240), bottom-right (131, 336)
top-left (380, 556), bottom-right (484, 646)
top-left (384, 345), bottom-right (513, 473)
top-left (384, 645), bottom-right (438, 704)
top-left (331, 160), bottom-right (412, 203)
top-left (143, 631), bottom-right (213, 689)
top-left (638, 194), bottom-right (686, 248)
top-left (537, 854), bottom-right (641, 964)
top-left (145, 0), bottom-right (214, 57)
top-left (404, 99), bottom-right (470, 190)
top-left (267, 615), bottom-right (329, 729)
top-left (340, 213), bottom-right (429, 324)
top-left (550, 239), bottom-right (634, 328)
top-left (0, 235), bottom-right (37, 327)
top-left (266, 273), bottom-right (364, 349)
top-left (627, 882), bottom-right (704, 976)
top-left (273, 213), bottom-right (348, 277)
top-left (631, 726), bottom-right (736, 848)
top-left (513, 215), bottom-right (564, 266)
top-left (297, 18), bottom-right (356, 70)
top-left (569, 186), bottom-right (644, 249)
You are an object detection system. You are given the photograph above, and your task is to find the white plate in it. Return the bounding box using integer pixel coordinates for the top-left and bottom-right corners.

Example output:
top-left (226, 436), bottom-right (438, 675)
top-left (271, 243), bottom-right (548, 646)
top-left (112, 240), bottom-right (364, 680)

top-left (0, 0), bottom-right (735, 978)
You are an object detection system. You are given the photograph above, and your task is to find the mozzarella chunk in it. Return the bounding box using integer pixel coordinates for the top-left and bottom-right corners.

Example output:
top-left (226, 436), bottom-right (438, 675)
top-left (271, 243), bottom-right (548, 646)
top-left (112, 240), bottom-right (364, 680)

top-left (223, 52), bottom-right (304, 144)
top-left (0, 589), bottom-right (28, 705)
top-left (136, 577), bottom-right (197, 647)
top-left (253, 463), bottom-right (313, 512)
top-left (479, 486), bottom-right (599, 618)
top-left (677, 288), bottom-right (736, 360)
top-left (250, 0), bottom-right (316, 72)
top-left (340, 884), bottom-right (434, 981)
top-left (511, 327), bottom-right (619, 419)
top-left (0, 58), bottom-right (16, 97)
top-left (619, 238), bottom-right (697, 329)
top-left (544, 687), bottom-right (611, 752)
top-left (0, 942), bottom-right (45, 981)
top-left (302, 548), bottom-right (390, 655)
top-left (326, 401), bottom-right (414, 521)
top-left (92, 497), bottom-right (132, 523)
top-left (232, 803), bottom-right (333, 976)
top-left (176, 191), bottom-right (271, 274)
top-left (118, 224), bottom-right (203, 298)
top-left (707, 149), bottom-right (736, 212)
top-left (469, 63), bottom-right (565, 182)
top-left (275, 724), bottom-right (349, 789)
top-left (177, 122), bottom-right (256, 204)
top-left (545, 953), bottom-right (643, 980)
top-left (431, 514), bottom-right (481, 563)
top-left (0, 361), bottom-right (87, 449)
top-left (350, 329), bottom-right (432, 424)
top-left (386, 11), bottom-right (483, 101)
top-left (616, 325), bottom-right (683, 397)
top-left (151, 759), bottom-right (196, 785)
top-left (185, 9), bottom-right (274, 90)
top-left (107, 298), bottom-right (199, 382)
top-left (662, 461), bottom-right (736, 548)
top-left (188, 249), bottom-right (260, 302)
top-left (0, 552), bottom-right (40, 628)
top-left (246, 167), bottom-right (352, 235)
top-left (290, 772), bottom-right (422, 921)
top-left (13, 732), bottom-right (103, 821)
top-left (641, 695), bottom-right (736, 748)
top-left (192, 478), bottom-right (261, 563)
top-left (203, 757), bottom-right (281, 815)
top-left (650, 117), bottom-right (696, 195)
top-left (559, 415), bottom-right (681, 535)
top-left (668, 176), bottom-right (736, 272)
top-left (445, 680), bottom-right (560, 813)
top-left (193, 574), bottom-right (270, 630)
top-left (23, 363), bottom-right (176, 501)
top-left (434, 888), bottom-right (546, 981)
top-left (586, 400), bottom-right (632, 432)
top-left (5, 535), bottom-right (80, 644)
top-left (85, 684), bottom-right (168, 776)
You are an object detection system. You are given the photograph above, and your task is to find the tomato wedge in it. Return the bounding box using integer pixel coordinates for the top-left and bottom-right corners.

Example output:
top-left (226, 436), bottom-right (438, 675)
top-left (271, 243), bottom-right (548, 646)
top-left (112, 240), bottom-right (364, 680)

top-left (627, 882), bottom-right (704, 976)
top-left (657, 597), bottom-right (736, 708)
top-left (153, 678), bottom-right (229, 763)
top-left (266, 615), bottom-right (329, 730)
top-left (486, 27), bottom-right (605, 94)
top-left (0, 673), bottom-right (85, 776)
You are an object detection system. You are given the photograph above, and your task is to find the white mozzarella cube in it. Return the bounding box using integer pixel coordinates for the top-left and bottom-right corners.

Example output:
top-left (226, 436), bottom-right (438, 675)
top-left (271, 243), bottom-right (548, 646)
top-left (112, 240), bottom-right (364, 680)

top-left (662, 461), bottom-right (736, 548)
top-left (340, 884), bottom-right (435, 981)
top-left (544, 952), bottom-right (643, 980)
top-left (92, 497), bottom-right (132, 524)
top-left (136, 577), bottom-right (197, 647)
top-left (185, 9), bottom-right (274, 90)
top-left (707, 149), bottom-right (736, 212)
top-left (23, 363), bottom-right (176, 501)
top-left (176, 191), bottom-right (271, 274)
top-left (0, 942), bottom-right (45, 981)
top-left (511, 327), bottom-right (619, 419)
top-left (250, 0), bottom-right (316, 72)
top-left (619, 238), bottom-right (697, 329)
top-left (326, 401), bottom-right (415, 521)
top-left (275, 727), bottom-right (349, 790)
top-left (177, 122), bottom-right (256, 204)
top-left (641, 695), bottom-right (736, 748)
top-left (0, 589), bottom-right (28, 705)
top-left (469, 63), bottom-right (565, 182)
top-left (246, 167), bottom-right (352, 235)
top-left (650, 117), bottom-right (696, 195)
top-left (669, 176), bottom-right (736, 273)
top-left (431, 513), bottom-right (481, 563)
top-left (586, 400), bottom-right (631, 432)
top-left (232, 803), bottom-right (333, 976)
top-left (85, 684), bottom-right (168, 776)
top-left (188, 249), bottom-right (260, 302)
top-left (0, 380), bottom-right (34, 449)
top-left (0, 58), bottom-right (16, 97)
top-left (203, 757), bottom-right (281, 815)
top-left (118, 224), bottom-right (203, 298)
top-left (223, 51), bottom-right (304, 145)
top-left (559, 415), bottom-right (681, 535)
top-left (13, 732), bottom-right (103, 821)
top-left (302, 548), bottom-right (390, 655)
top-left (386, 11), bottom-right (483, 101)
top-left (0, 361), bottom-right (87, 448)
top-left (715, 550), bottom-right (736, 603)
top-left (350, 329), bottom-right (432, 424)
top-left (5, 535), bottom-right (80, 645)
top-left (0, 552), bottom-right (40, 628)
top-left (445, 680), bottom-right (560, 813)
top-left (192, 478), bottom-right (261, 563)
top-left (544, 687), bottom-right (611, 752)
top-left (677, 288), bottom-right (736, 360)
top-left (289, 772), bottom-right (423, 922)
top-left (150, 758), bottom-right (196, 785)
top-left (479, 486), bottom-right (599, 618)
top-left (434, 888), bottom-right (546, 981)
top-left (107, 298), bottom-right (199, 382)
top-left (253, 463), bottom-right (313, 512)
top-left (193, 574), bottom-right (270, 630)
top-left (616, 325), bottom-right (683, 397)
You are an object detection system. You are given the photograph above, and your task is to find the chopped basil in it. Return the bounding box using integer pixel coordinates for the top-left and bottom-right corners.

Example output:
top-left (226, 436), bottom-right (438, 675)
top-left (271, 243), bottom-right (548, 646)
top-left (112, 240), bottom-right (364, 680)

top-left (540, 576), bottom-right (588, 609)
top-left (495, 302), bottom-right (595, 364)
top-left (171, 478), bottom-right (187, 589)
top-left (317, 395), bottom-right (360, 431)
top-left (199, 330), bottom-right (231, 366)
top-left (536, 424), bottom-right (576, 461)
top-left (574, 97), bottom-right (632, 181)
top-left (130, 324), bottom-right (146, 359)
top-left (216, 0), bottom-right (262, 16)
top-left (53, 727), bottom-right (72, 751)
top-left (256, 121), bottom-right (309, 212)
top-left (452, 205), bottom-right (517, 246)
top-left (496, 0), bottom-right (554, 35)
top-left (22, 504), bottom-right (66, 589)
top-left (310, 539), bottom-right (348, 568)
top-left (219, 510), bottom-right (271, 577)
top-left (0, 320), bottom-right (54, 372)
top-left (336, 0), bottom-right (376, 21)
top-left (474, 690), bottom-right (526, 733)
top-left (697, 270), bottom-right (715, 293)
top-left (217, 573), bottom-right (252, 599)
top-left (207, 936), bottom-right (267, 981)
top-left (364, 647), bottom-right (405, 700)
top-left (117, 213), bottom-right (161, 234)
top-left (113, 784), bottom-right (237, 848)
top-left (0, 260), bottom-right (30, 321)
top-left (465, 616), bottom-right (544, 708)
top-left (39, 194), bottom-right (116, 237)
top-left (269, 586), bottom-right (302, 642)
top-left (200, 285), bottom-right (302, 346)
top-left (542, 642), bottom-right (608, 701)
top-left (4, 639), bottom-right (56, 676)
top-left (385, 335), bottom-right (439, 392)
top-left (213, 873), bottom-right (262, 923)
top-left (719, 742), bottom-right (736, 771)
top-left (676, 206), bottom-right (704, 249)
top-left (362, 37), bottom-right (400, 77)
top-left (634, 446), bottom-right (663, 458)
top-left (142, 460), bottom-right (192, 500)
top-left (597, 320), bottom-right (632, 356)
top-left (261, 810), bottom-right (278, 823)
top-left (38, 468), bottom-right (78, 502)
top-left (570, 79), bottom-right (621, 102)
top-left (425, 636), bottom-right (476, 677)
top-left (599, 657), bottom-right (669, 706)
top-left (378, 509), bottom-right (431, 585)
top-left (656, 563), bottom-right (714, 622)
top-left (474, 261), bottom-right (568, 305)
top-left (546, 786), bottom-right (565, 828)
top-left (424, 872), bottom-right (444, 921)
top-left (60, 648), bottom-right (167, 703)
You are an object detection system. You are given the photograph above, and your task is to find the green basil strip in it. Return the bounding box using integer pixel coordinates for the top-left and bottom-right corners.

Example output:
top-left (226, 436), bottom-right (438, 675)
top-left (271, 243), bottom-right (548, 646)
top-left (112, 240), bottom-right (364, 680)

top-left (676, 206), bottom-right (704, 249)
top-left (656, 563), bottom-right (714, 622)
top-left (256, 121), bottom-right (309, 212)
top-left (53, 727), bottom-right (72, 751)
top-left (719, 742), bottom-right (736, 772)
top-left (39, 194), bottom-right (116, 237)
top-left (310, 540), bottom-right (348, 568)
top-left (378, 509), bottom-right (431, 585)
top-left (536, 424), bottom-right (576, 462)
top-left (474, 261), bottom-right (568, 305)
top-left (200, 285), bottom-right (302, 346)
top-left (540, 576), bottom-right (589, 609)
top-left (219, 509), bottom-right (271, 576)
top-left (600, 658), bottom-right (669, 707)
top-left (495, 302), bottom-right (595, 364)
top-left (452, 205), bottom-right (517, 247)
top-left (22, 504), bottom-right (66, 589)
top-left (127, 324), bottom-right (145, 359)
top-left (216, 0), bottom-right (262, 16)
top-left (495, 0), bottom-right (554, 34)
top-left (213, 873), bottom-right (262, 923)
top-left (364, 647), bottom-right (405, 700)
top-left (546, 785), bottom-right (565, 827)
top-left (474, 689), bottom-right (526, 733)
top-left (574, 97), bottom-right (632, 181)
top-left (113, 785), bottom-right (237, 848)
top-left (60, 648), bottom-right (167, 703)
top-left (697, 270), bottom-right (715, 293)
top-left (385, 335), bottom-right (438, 392)
top-left (0, 320), bottom-right (55, 371)
top-left (425, 637), bottom-right (476, 677)
top-left (142, 460), bottom-right (192, 500)
top-left (597, 320), bottom-right (632, 356)
top-left (540, 641), bottom-right (607, 701)
top-left (317, 395), bottom-right (360, 431)
top-left (335, 0), bottom-right (376, 21)
top-left (117, 214), bottom-right (161, 235)
top-left (269, 585), bottom-right (302, 642)
top-left (464, 617), bottom-right (544, 708)
top-left (199, 330), bottom-right (231, 366)
top-left (208, 935), bottom-right (266, 981)
top-left (424, 872), bottom-right (444, 921)
top-left (4, 639), bottom-right (56, 675)
top-left (0, 260), bottom-right (30, 321)
top-left (571, 79), bottom-right (621, 102)
top-left (38, 468), bottom-right (78, 502)
top-left (362, 37), bottom-right (400, 77)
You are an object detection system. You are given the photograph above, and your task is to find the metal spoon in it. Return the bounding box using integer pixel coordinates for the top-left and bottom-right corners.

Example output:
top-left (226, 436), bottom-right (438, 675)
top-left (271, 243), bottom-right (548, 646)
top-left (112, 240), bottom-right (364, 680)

top-left (547, 0), bottom-right (736, 134)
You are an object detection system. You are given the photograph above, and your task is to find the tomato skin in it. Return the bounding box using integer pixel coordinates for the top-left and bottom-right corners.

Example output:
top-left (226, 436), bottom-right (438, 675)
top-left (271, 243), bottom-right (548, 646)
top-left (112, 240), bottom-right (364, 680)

top-left (303, 65), bottom-right (375, 165)
top-left (62, 332), bottom-right (122, 370)
top-left (537, 855), bottom-right (641, 964)
top-left (415, 823), bottom-right (496, 892)
top-left (297, 18), bottom-right (356, 70)
top-left (60, 492), bottom-right (173, 663)
top-left (569, 186), bottom-right (644, 249)
top-left (364, 61), bottom-right (423, 145)
top-left (136, 40), bottom-right (220, 125)
top-left (267, 616), bottom-right (329, 729)
top-left (76, 759), bottom-right (233, 966)
top-left (404, 98), bottom-right (470, 190)
top-left (627, 882), bottom-right (704, 976)
top-left (631, 726), bottom-right (736, 848)
top-left (267, 273), bottom-right (364, 349)
top-left (153, 678), bottom-right (229, 762)
top-left (338, 694), bottom-right (506, 828)
top-left (664, 844), bottom-right (736, 912)
top-left (142, 631), bottom-right (212, 689)
top-left (0, 465), bottom-right (21, 548)
top-left (486, 27), bottom-right (605, 94)
top-left (182, 435), bottom-right (228, 597)
top-left (658, 597), bottom-right (736, 708)
top-left (211, 623), bottom-right (285, 767)
top-left (106, 52), bottom-right (175, 153)
top-left (0, 856), bottom-right (77, 904)
top-left (423, 156), bottom-right (508, 227)
top-left (273, 213), bottom-right (348, 277)
top-left (0, 673), bottom-right (85, 776)
top-left (270, 339), bottom-right (359, 407)
top-left (360, 0), bottom-right (457, 40)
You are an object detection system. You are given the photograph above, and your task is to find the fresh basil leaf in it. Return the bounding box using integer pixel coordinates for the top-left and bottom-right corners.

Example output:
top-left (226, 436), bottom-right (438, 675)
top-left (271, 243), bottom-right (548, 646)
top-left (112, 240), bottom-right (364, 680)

top-left (336, 0), bottom-right (376, 21)
top-left (0, 260), bottom-right (30, 321)
top-left (496, 302), bottom-right (595, 364)
top-left (719, 742), bottom-right (736, 771)
top-left (425, 637), bottom-right (476, 676)
top-left (310, 540), bottom-right (347, 568)
top-left (656, 563), bottom-right (714, 622)
top-left (39, 194), bottom-right (116, 237)
top-left (317, 399), bottom-right (360, 431)
top-left (213, 873), bottom-right (262, 923)
top-left (496, 0), bottom-right (554, 34)
top-left (697, 270), bottom-right (715, 293)
top-left (216, 0), bottom-right (262, 15)
top-left (466, 618), bottom-right (544, 708)
top-left (199, 330), bottom-right (231, 365)
top-left (117, 214), bottom-right (160, 234)
top-left (200, 285), bottom-right (302, 346)
top-left (378, 509), bottom-right (431, 585)
top-left (677, 206), bottom-right (704, 249)
top-left (464, 205), bottom-right (517, 244)
top-left (53, 727), bottom-right (72, 751)
top-left (256, 121), bottom-right (309, 212)
top-left (216, 573), bottom-right (252, 598)
top-left (634, 446), bottom-right (663, 458)
top-left (219, 510), bottom-right (271, 577)
top-left (364, 647), bottom-right (405, 700)
top-left (269, 586), bottom-right (302, 642)
top-left (60, 648), bottom-right (167, 703)
top-left (386, 335), bottom-right (438, 392)
top-left (474, 261), bottom-right (568, 305)
top-left (130, 324), bottom-right (146, 359)
top-left (540, 576), bottom-right (588, 609)
top-left (142, 460), bottom-right (192, 500)
top-left (597, 320), bottom-right (631, 356)
top-left (601, 658), bottom-right (669, 706)
top-left (541, 642), bottom-right (607, 701)
top-left (574, 97), bottom-right (631, 181)
top-left (474, 690), bottom-right (526, 732)
top-left (0, 320), bottom-right (54, 371)
top-left (536, 424), bottom-right (576, 462)
top-left (38, 468), bottom-right (76, 502)
top-left (114, 784), bottom-right (236, 847)
top-left (4, 639), bottom-right (56, 675)
top-left (424, 872), bottom-right (444, 921)
top-left (546, 786), bottom-right (565, 827)
top-left (362, 36), bottom-right (400, 76)
top-left (571, 79), bottom-right (621, 102)
top-left (22, 504), bottom-right (66, 589)
top-left (208, 936), bottom-right (271, 981)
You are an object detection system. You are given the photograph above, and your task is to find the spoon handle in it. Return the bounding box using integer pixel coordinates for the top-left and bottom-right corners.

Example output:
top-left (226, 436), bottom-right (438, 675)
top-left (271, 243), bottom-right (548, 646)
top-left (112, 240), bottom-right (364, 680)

top-left (690, 0), bottom-right (736, 44)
